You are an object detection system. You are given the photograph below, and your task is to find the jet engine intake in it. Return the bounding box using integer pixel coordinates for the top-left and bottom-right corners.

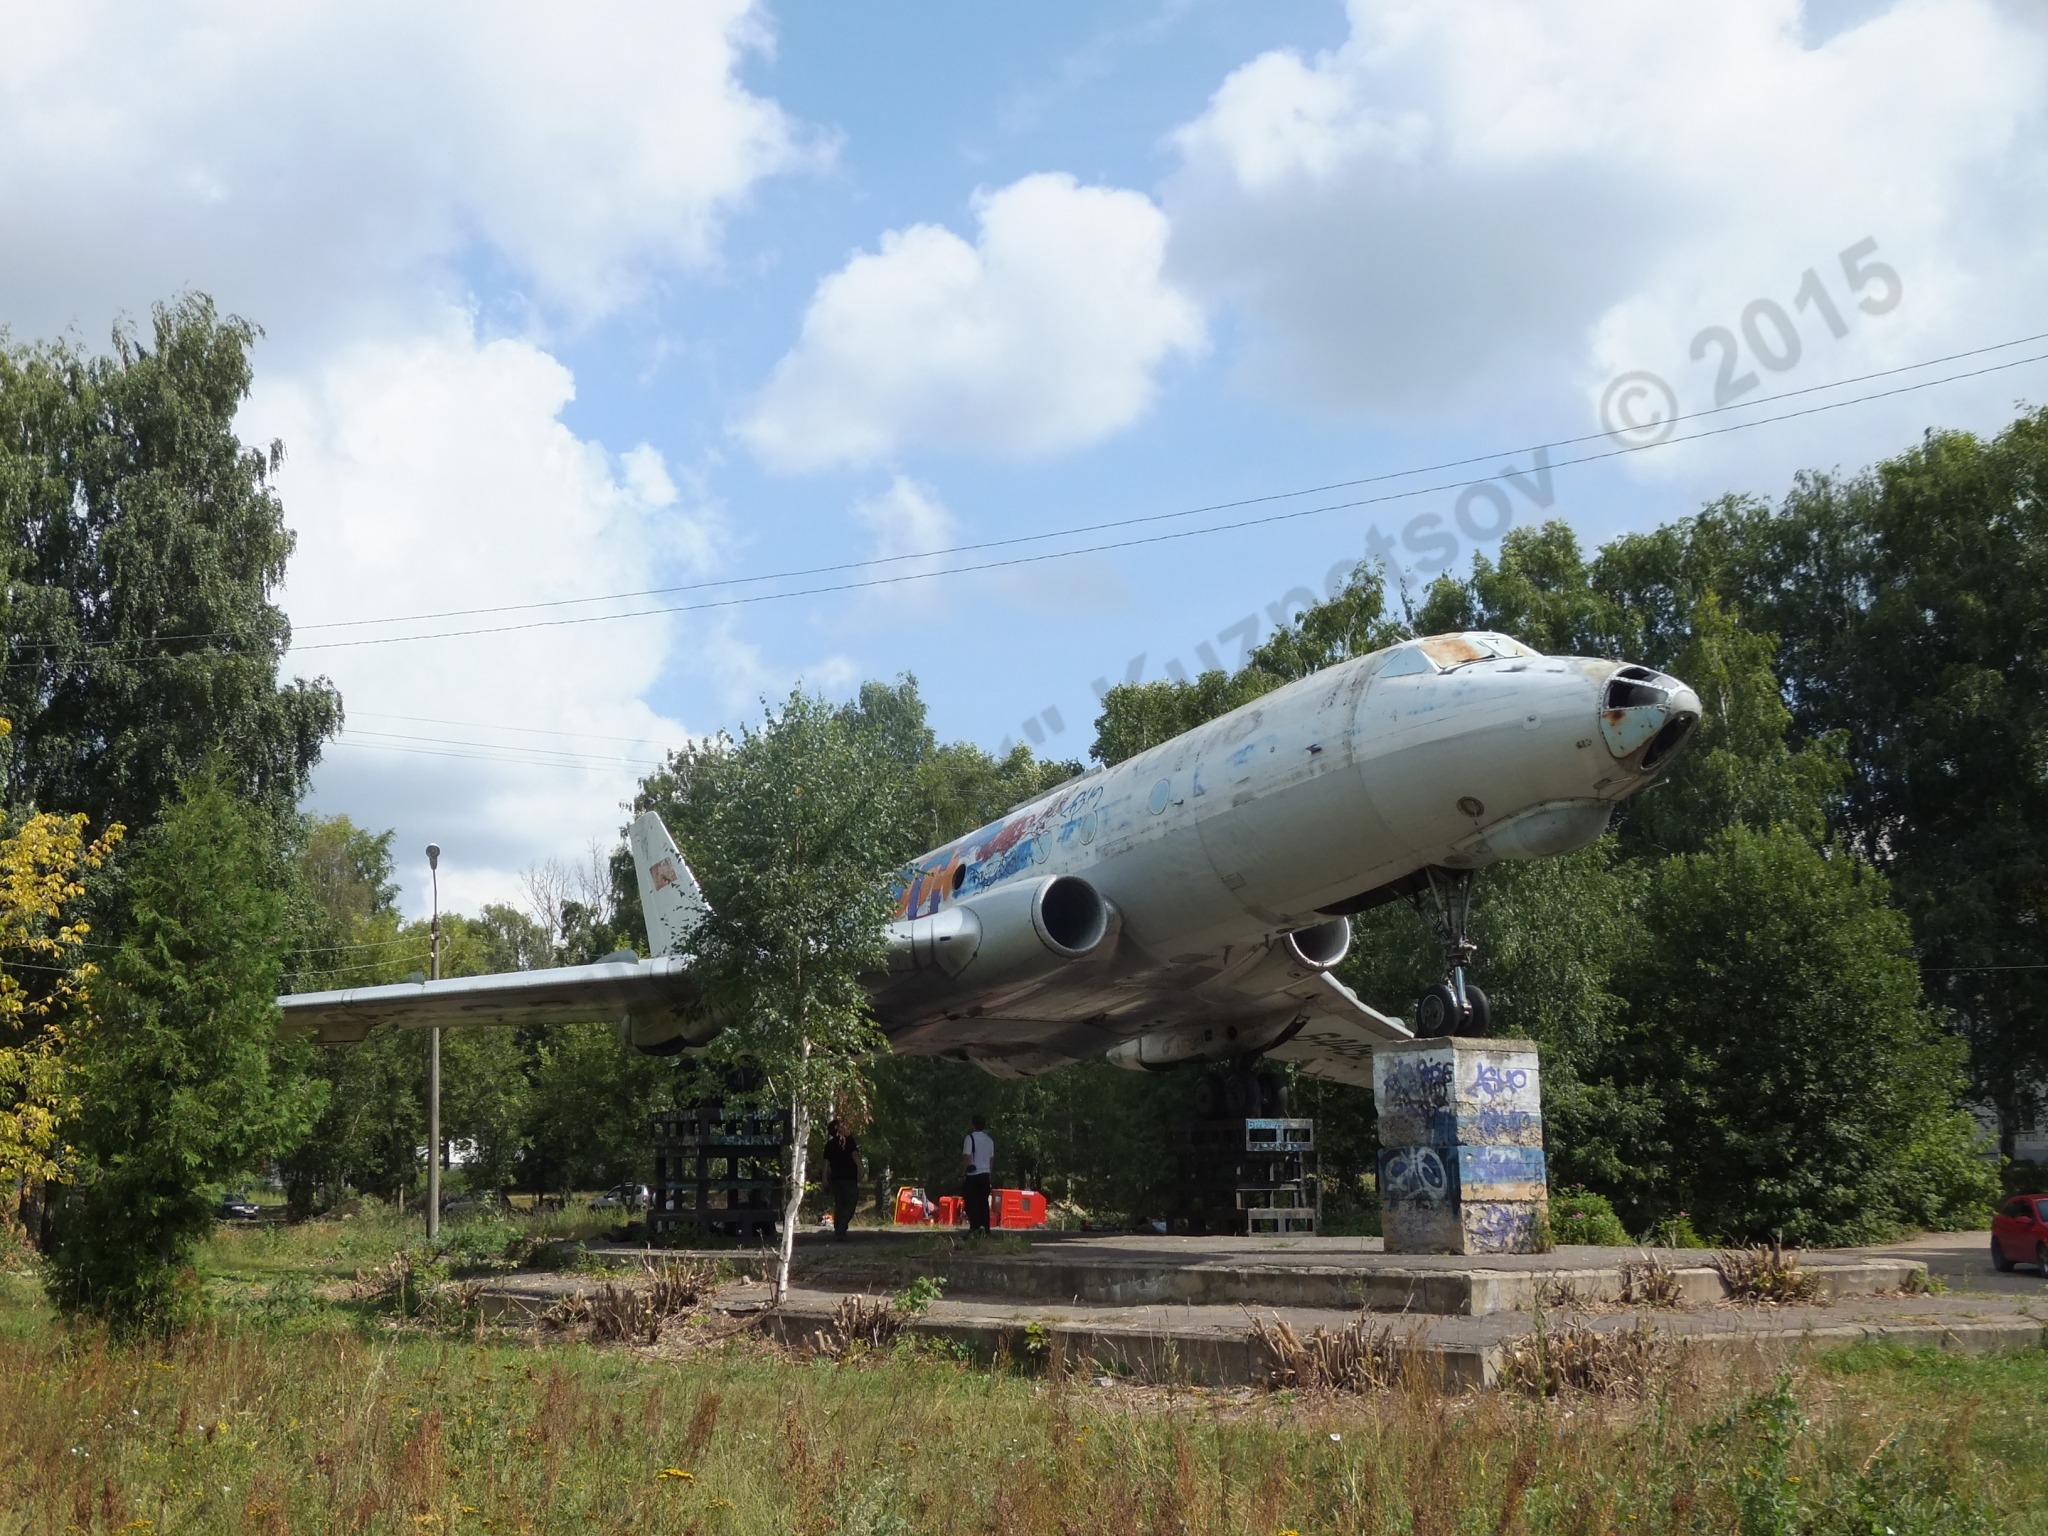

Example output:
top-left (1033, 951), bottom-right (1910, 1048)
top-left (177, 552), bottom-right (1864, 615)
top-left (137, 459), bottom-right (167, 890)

top-left (1599, 665), bottom-right (1702, 774)
top-left (1198, 918), bottom-right (1352, 1003)
top-left (1287, 917), bottom-right (1352, 970)
top-left (886, 874), bottom-right (1116, 986)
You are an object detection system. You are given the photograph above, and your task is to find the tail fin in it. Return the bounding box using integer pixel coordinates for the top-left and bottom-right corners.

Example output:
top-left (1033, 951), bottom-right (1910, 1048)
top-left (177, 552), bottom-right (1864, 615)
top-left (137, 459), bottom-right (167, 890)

top-left (627, 811), bottom-right (710, 956)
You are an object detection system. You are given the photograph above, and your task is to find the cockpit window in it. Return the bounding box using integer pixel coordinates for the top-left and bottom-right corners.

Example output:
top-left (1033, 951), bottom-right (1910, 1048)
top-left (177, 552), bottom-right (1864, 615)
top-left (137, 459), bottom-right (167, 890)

top-left (1417, 632), bottom-right (1541, 669)
top-left (1376, 645), bottom-right (1437, 678)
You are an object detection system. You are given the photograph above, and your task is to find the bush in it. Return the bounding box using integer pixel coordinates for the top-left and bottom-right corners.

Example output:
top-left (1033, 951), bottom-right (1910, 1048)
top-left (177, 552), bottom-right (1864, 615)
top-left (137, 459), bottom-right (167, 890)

top-left (1623, 827), bottom-right (1983, 1245)
top-left (1549, 1185), bottom-right (1629, 1245)
top-left (1643, 1212), bottom-right (1711, 1248)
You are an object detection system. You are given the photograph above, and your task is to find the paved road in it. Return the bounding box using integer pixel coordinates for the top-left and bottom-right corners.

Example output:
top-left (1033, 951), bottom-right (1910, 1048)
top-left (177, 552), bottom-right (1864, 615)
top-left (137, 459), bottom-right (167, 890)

top-left (1858, 1229), bottom-right (2048, 1299)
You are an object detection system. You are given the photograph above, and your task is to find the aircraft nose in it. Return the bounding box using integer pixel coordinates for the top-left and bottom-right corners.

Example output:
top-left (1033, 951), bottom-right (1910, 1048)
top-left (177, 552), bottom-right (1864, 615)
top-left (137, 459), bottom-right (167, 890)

top-left (1598, 664), bottom-right (1702, 777)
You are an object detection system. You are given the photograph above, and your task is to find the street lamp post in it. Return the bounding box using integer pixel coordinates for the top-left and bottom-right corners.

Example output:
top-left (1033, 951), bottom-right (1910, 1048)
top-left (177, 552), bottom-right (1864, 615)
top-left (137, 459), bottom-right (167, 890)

top-left (426, 843), bottom-right (442, 1243)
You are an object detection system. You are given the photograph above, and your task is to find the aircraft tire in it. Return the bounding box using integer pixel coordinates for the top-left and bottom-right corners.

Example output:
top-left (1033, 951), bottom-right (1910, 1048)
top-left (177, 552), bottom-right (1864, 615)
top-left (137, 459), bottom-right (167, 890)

top-left (1223, 1069), bottom-right (1263, 1119)
top-left (1459, 984), bottom-right (1492, 1037)
top-left (1258, 1071), bottom-right (1289, 1117)
top-left (1193, 1072), bottom-right (1226, 1121)
top-left (1416, 983), bottom-right (1461, 1036)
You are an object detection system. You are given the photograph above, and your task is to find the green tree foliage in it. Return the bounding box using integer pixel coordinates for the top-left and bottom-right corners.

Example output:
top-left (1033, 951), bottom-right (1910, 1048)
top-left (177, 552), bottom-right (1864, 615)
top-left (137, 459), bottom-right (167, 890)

top-left (46, 774), bottom-right (321, 1331)
top-left (1620, 827), bottom-right (1987, 1243)
top-left (523, 1021), bottom-right (669, 1194)
top-left (279, 816), bottom-right (671, 1212)
top-left (1738, 413), bottom-right (2048, 1155)
top-left (660, 689), bottom-right (918, 1298)
top-left (0, 296), bottom-right (341, 838)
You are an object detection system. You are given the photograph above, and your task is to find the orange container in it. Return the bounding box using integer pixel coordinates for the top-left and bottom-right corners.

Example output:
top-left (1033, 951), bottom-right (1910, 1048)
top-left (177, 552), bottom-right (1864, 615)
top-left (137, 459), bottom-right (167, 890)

top-left (893, 1186), bottom-right (936, 1225)
top-left (937, 1195), bottom-right (965, 1226)
top-left (991, 1188), bottom-right (1049, 1229)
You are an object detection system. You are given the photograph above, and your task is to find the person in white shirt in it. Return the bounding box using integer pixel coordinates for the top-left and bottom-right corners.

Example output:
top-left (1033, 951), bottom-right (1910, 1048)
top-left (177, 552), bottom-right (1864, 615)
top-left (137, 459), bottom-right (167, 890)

top-left (961, 1115), bottom-right (994, 1235)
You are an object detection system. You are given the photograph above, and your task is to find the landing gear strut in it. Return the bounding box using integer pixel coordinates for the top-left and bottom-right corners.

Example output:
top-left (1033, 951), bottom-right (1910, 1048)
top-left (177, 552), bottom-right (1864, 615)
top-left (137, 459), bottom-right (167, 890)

top-left (1192, 1063), bottom-right (1289, 1120)
top-left (1408, 867), bottom-right (1490, 1037)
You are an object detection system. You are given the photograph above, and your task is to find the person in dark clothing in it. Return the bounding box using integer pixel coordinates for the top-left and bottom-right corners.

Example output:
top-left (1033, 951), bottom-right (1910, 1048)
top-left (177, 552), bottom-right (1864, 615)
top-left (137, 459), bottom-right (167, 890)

top-left (962, 1114), bottom-right (994, 1235)
top-left (823, 1119), bottom-right (862, 1240)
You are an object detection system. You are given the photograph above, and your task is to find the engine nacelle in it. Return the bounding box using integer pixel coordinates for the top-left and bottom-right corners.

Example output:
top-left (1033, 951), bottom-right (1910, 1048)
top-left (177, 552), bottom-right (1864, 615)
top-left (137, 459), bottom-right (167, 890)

top-left (619, 1014), bottom-right (693, 1057)
top-left (887, 874), bottom-right (1116, 986)
top-left (1103, 918), bottom-right (1351, 1072)
top-left (1104, 1012), bottom-right (1306, 1072)
top-left (1210, 918), bottom-right (1350, 998)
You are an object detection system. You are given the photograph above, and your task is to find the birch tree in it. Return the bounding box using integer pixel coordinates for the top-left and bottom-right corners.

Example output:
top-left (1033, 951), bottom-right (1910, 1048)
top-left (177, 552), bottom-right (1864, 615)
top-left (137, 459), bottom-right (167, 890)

top-left (666, 690), bottom-right (914, 1301)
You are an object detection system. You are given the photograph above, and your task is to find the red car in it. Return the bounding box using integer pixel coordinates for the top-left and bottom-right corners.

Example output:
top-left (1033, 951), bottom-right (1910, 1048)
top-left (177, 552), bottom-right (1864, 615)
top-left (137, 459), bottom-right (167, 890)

top-left (1990, 1193), bottom-right (2048, 1274)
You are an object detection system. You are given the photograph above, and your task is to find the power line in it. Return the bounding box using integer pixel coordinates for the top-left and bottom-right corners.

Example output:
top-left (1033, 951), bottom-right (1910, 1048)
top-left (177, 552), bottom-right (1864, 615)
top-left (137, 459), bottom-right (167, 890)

top-left (339, 727), bottom-right (670, 769)
top-left (285, 327), bottom-right (2048, 634)
top-left (9, 333), bottom-right (2047, 668)
top-left (285, 951), bottom-right (432, 982)
top-left (285, 344), bottom-right (2048, 653)
top-left (1924, 964), bottom-right (2048, 973)
top-left (328, 737), bottom-right (668, 772)
top-left (350, 710), bottom-right (686, 748)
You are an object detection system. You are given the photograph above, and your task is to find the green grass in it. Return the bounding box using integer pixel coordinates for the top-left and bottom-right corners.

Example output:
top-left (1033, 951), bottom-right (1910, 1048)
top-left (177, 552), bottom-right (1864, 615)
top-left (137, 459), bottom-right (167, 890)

top-left (0, 1222), bottom-right (2041, 1533)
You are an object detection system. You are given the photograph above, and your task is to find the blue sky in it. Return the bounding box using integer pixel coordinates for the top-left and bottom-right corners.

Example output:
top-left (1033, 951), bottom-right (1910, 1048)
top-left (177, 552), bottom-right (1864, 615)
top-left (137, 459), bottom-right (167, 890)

top-left (5, 0), bottom-right (2046, 914)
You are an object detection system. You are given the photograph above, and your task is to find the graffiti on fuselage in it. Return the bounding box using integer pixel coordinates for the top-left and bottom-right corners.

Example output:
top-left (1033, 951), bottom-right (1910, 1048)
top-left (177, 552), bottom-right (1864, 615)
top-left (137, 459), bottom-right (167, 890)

top-left (893, 782), bottom-right (1108, 918)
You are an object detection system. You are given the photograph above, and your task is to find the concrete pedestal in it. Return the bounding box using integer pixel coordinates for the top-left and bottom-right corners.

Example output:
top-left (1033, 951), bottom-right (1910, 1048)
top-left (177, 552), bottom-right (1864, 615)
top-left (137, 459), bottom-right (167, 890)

top-left (1372, 1036), bottom-right (1549, 1255)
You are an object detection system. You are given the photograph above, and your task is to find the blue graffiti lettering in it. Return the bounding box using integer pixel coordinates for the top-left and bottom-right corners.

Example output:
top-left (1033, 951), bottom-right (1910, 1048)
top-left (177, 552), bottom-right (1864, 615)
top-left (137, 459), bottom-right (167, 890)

top-left (1469, 1063), bottom-right (1531, 1099)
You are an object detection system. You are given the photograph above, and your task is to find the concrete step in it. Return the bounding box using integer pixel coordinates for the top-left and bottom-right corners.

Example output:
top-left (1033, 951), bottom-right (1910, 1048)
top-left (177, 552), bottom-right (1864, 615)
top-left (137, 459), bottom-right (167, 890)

top-left (584, 1237), bottom-right (1927, 1317)
top-left (465, 1266), bottom-right (2044, 1392)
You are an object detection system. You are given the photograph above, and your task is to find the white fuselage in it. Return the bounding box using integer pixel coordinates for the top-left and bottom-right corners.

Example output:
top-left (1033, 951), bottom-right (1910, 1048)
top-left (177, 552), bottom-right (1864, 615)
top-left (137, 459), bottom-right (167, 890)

top-left (877, 633), bottom-right (1698, 1071)
top-left (276, 631), bottom-right (1701, 1088)
top-left (898, 637), bottom-right (1685, 963)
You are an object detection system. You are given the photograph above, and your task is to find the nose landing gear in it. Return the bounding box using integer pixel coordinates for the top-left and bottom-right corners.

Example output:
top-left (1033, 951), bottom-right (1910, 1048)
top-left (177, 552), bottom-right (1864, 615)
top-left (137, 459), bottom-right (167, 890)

top-left (1409, 867), bottom-right (1491, 1037)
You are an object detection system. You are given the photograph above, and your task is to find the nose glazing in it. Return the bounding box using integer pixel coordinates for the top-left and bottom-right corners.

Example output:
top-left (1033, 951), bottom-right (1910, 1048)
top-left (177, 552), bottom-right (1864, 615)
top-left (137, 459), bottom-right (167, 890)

top-left (1599, 665), bottom-right (1702, 775)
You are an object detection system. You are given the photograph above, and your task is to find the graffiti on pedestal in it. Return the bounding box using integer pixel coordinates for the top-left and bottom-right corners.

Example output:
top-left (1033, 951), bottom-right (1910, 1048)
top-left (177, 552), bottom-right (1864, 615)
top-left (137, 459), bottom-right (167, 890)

top-left (1465, 1203), bottom-right (1543, 1252)
top-left (1379, 1146), bottom-right (1450, 1211)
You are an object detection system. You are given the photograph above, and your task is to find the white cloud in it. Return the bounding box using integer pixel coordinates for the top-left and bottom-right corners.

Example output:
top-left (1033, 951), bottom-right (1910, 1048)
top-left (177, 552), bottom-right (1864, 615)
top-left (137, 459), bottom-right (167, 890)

top-left (739, 173), bottom-right (1207, 471)
top-left (0, 1), bottom-right (825, 914)
top-left (0, 0), bottom-right (814, 345)
top-left (1165, 0), bottom-right (2048, 463)
top-left (852, 476), bottom-right (957, 574)
top-left (251, 313), bottom-right (706, 916)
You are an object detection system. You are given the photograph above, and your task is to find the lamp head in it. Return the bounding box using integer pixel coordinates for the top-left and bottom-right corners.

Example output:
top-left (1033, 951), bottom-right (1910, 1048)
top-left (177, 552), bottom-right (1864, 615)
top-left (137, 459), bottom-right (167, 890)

top-left (426, 843), bottom-right (440, 871)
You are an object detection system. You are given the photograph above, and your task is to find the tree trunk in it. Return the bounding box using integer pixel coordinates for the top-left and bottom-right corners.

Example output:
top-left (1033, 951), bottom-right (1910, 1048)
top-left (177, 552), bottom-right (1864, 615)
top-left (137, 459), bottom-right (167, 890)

top-left (777, 1092), bottom-right (810, 1305)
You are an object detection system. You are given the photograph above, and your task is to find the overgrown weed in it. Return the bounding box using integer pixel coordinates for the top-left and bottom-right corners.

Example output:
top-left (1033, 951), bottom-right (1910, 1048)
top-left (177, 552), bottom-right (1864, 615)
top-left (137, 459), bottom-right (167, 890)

top-left (1715, 1242), bottom-right (1825, 1305)
top-left (0, 1318), bottom-right (2029, 1533)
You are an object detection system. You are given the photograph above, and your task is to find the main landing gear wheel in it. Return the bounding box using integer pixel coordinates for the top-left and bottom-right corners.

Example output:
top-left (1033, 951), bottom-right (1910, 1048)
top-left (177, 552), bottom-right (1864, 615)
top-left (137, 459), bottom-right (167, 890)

top-left (1416, 983), bottom-right (1460, 1035)
top-left (1456, 984), bottom-right (1491, 1037)
top-left (1408, 867), bottom-right (1492, 1037)
top-left (1196, 1065), bottom-right (1289, 1120)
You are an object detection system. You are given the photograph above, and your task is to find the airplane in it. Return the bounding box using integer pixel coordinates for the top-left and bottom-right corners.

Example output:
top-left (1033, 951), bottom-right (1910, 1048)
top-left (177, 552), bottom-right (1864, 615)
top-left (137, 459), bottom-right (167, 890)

top-left (279, 631), bottom-right (1701, 1111)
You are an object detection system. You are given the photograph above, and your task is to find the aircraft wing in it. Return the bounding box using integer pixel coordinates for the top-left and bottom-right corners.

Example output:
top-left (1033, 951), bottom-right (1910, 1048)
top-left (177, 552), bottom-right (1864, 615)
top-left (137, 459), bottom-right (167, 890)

top-left (278, 956), bottom-right (700, 1048)
top-left (1264, 971), bottom-right (1410, 1089)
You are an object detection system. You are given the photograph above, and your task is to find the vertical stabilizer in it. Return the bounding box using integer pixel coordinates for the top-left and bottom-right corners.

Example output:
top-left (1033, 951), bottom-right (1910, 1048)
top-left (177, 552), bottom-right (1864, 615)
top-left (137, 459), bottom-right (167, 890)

top-left (627, 811), bottom-right (710, 957)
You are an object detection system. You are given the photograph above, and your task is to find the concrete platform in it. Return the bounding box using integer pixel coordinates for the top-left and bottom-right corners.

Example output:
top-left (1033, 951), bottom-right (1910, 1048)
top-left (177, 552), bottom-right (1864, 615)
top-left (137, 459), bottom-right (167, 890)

top-left (584, 1227), bottom-right (1928, 1317)
top-left (473, 1265), bottom-right (2044, 1390)
top-left (464, 1228), bottom-right (2047, 1389)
